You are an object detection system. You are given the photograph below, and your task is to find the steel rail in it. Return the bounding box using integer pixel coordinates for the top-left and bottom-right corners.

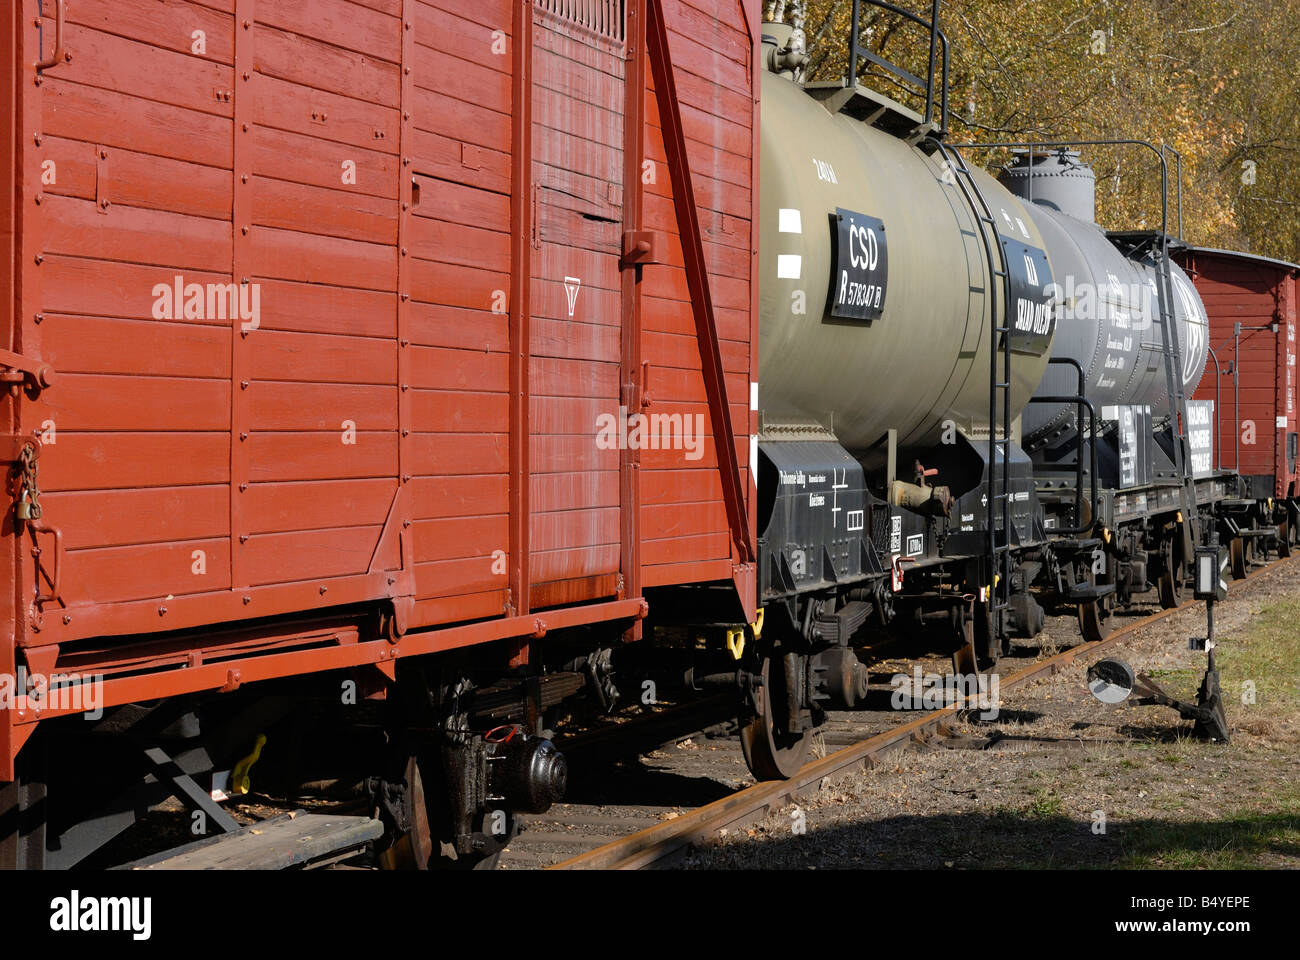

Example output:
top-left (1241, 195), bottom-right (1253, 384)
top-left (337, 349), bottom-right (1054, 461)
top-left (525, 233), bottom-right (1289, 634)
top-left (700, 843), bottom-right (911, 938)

top-left (551, 553), bottom-right (1298, 870)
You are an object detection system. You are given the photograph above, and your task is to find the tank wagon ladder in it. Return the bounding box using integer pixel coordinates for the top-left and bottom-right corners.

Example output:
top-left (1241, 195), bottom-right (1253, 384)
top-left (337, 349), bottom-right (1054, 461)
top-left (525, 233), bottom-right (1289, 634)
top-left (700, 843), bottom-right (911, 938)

top-left (926, 137), bottom-right (1017, 650)
top-left (846, 0), bottom-right (1015, 647)
top-left (1152, 229), bottom-right (1199, 556)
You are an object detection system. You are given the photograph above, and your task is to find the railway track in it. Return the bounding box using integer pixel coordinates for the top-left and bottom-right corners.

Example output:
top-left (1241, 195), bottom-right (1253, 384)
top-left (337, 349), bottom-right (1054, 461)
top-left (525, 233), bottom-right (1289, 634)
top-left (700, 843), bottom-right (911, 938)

top-left (499, 553), bottom-right (1297, 870)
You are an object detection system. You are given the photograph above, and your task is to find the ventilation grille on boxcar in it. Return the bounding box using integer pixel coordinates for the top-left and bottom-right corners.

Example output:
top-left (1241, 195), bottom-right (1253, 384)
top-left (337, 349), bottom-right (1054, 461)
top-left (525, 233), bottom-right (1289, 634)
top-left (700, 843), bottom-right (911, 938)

top-left (536, 0), bottom-right (626, 42)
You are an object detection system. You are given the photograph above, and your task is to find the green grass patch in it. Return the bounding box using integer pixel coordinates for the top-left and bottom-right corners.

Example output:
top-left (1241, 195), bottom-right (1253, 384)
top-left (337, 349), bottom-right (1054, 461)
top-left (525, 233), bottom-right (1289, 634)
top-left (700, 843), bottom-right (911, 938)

top-left (1024, 788), bottom-right (1064, 819)
top-left (1115, 801), bottom-right (1300, 869)
top-left (1217, 600), bottom-right (1300, 718)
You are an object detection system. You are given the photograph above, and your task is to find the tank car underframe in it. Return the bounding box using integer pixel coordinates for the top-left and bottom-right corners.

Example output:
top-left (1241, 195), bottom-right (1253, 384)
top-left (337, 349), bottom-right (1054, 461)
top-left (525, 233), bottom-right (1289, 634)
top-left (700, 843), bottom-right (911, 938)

top-left (1039, 474), bottom-right (1291, 625)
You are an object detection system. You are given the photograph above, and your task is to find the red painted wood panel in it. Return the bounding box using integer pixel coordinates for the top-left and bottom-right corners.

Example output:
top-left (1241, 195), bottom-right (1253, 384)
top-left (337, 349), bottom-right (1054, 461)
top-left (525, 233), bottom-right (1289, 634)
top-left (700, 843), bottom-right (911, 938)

top-left (43, 137), bottom-right (233, 219)
top-left (70, 0), bottom-right (237, 64)
top-left (6, 0), bottom-right (759, 656)
top-left (1183, 251), bottom-right (1297, 493)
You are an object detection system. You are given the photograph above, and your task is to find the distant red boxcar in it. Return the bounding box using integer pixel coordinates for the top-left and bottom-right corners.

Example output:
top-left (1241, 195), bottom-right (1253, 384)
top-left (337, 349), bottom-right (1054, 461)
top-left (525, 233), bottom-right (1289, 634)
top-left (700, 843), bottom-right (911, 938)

top-left (1179, 247), bottom-right (1300, 500)
top-left (1, 0), bottom-right (760, 779)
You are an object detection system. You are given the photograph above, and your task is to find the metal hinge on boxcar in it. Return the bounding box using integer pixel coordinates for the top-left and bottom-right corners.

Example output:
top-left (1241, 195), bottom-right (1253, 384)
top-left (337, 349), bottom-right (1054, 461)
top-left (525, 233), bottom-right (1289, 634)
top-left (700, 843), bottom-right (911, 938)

top-left (0, 349), bottom-right (55, 394)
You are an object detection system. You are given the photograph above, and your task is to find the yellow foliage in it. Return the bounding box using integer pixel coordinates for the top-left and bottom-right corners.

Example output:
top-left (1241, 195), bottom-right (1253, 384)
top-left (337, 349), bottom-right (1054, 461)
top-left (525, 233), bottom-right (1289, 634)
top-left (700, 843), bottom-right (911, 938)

top-left (777, 0), bottom-right (1300, 260)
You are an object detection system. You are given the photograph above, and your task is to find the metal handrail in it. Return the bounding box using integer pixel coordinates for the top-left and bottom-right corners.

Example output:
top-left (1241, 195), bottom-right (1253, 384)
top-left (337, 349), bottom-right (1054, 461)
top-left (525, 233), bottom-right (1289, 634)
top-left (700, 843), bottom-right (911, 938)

top-left (848, 0), bottom-right (949, 134)
top-left (1029, 358), bottom-right (1100, 536)
top-left (956, 138), bottom-right (1198, 553)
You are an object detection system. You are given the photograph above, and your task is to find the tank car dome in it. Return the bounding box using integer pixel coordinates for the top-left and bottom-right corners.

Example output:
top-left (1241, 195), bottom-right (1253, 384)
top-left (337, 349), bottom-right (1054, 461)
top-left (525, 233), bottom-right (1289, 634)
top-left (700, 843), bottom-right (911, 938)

top-left (999, 149), bottom-right (1097, 224)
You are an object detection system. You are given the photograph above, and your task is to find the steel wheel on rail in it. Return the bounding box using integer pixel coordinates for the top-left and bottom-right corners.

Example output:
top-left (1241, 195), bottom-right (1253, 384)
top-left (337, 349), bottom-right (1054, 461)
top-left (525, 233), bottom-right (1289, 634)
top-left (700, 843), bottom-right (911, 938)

top-left (1229, 536), bottom-right (1247, 580)
top-left (379, 754), bottom-right (433, 870)
top-left (740, 654), bottom-right (812, 781)
top-left (952, 600), bottom-right (999, 674)
top-left (1074, 564), bottom-right (1109, 642)
top-left (1279, 519), bottom-right (1291, 558)
top-left (1156, 567), bottom-right (1182, 608)
top-left (1157, 539), bottom-right (1182, 609)
top-left (379, 754), bottom-right (501, 871)
top-left (1077, 597), bottom-right (1106, 644)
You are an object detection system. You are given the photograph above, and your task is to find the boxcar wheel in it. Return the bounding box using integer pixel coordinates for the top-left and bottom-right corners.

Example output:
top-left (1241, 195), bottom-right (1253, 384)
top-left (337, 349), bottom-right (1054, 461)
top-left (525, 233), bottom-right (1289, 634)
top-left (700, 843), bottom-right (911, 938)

top-left (379, 755), bottom-right (501, 871)
top-left (1280, 521), bottom-right (1292, 558)
top-left (740, 655), bottom-right (811, 781)
top-left (379, 755), bottom-right (433, 870)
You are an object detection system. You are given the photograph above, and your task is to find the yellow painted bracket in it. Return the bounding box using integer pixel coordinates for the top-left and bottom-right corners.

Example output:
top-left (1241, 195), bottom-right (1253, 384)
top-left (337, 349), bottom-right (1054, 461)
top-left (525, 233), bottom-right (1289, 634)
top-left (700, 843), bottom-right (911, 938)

top-left (231, 734), bottom-right (267, 796)
top-left (725, 609), bottom-right (764, 661)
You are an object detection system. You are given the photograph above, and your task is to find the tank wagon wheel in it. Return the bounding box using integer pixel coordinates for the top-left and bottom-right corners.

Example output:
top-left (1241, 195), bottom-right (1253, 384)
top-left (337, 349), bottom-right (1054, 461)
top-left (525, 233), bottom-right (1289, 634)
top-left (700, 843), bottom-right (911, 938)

top-left (976, 601), bottom-right (1002, 671)
top-left (1229, 537), bottom-right (1247, 580)
top-left (380, 754), bottom-right (502, 871)
top-left (740, 655), bottom-right (812, 781)
top-left (1077, 598), bottom-right (1106, 644)
top-left (1156, 567), bottom-right (1181, 609)
top-left (951, 602), bottom-right (998, 674)
top-left (1074, 566), bottom-right (1109, 643)
top-left (1156, 540), bottom-right (1182, 610)
top-left (951, 639), bottom-right (977, 676)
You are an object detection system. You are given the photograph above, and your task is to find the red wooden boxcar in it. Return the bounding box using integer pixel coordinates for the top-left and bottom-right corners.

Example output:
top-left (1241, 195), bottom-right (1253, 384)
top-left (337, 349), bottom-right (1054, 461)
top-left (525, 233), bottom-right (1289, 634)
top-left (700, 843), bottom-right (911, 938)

top-left (1179, 247), bottom-right (1300, 501)
top-left (2, 0), bottom-right (760, 863)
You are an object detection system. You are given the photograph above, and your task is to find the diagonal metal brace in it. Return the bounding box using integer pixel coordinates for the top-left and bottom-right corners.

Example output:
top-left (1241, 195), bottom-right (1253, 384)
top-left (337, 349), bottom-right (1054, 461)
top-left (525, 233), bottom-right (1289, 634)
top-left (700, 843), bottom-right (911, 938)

top-left (143, 746), bottom-right (240, 834)
top-left (645, 0), bottom-right (753, 566)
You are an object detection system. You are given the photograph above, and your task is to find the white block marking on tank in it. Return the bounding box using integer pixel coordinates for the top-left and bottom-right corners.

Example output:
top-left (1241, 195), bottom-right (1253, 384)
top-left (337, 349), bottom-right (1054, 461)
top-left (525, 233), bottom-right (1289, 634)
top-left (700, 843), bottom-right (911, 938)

top-left (778, 208), bottom-right (802, 234)
top-left (777, 254), bottom-right (802, 279)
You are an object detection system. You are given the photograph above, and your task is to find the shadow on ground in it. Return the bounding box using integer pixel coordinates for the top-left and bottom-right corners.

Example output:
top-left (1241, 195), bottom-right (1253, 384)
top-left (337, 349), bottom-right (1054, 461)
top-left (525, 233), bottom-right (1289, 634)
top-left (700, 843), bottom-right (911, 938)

top-left (683, 806), bottom-right (1300, 869)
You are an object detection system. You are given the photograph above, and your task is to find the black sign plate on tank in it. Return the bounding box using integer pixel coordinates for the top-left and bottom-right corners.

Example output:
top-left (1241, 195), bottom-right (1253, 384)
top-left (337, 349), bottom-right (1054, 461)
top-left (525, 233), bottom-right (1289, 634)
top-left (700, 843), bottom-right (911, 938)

top-left (828, 208), bottom-right (887, 322)
top-left (1002, 237), bottom-right (1056, 354)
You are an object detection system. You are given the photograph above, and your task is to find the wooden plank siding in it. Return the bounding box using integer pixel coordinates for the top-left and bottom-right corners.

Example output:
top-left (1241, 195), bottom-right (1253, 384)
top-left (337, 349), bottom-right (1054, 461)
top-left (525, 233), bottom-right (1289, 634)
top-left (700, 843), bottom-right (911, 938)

top-left (1183, 252), bottom-right (1300, 497)
top-left (638, 0), bottom-right (754, 589)
top-left (13, 0), bottom-right (758, 649)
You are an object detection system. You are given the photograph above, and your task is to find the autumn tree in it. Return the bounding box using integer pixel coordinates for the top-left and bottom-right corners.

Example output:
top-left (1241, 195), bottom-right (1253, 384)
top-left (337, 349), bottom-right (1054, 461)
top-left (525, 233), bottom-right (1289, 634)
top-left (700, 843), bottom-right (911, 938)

top-left (767, 0), bottom-right (1300, 259)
